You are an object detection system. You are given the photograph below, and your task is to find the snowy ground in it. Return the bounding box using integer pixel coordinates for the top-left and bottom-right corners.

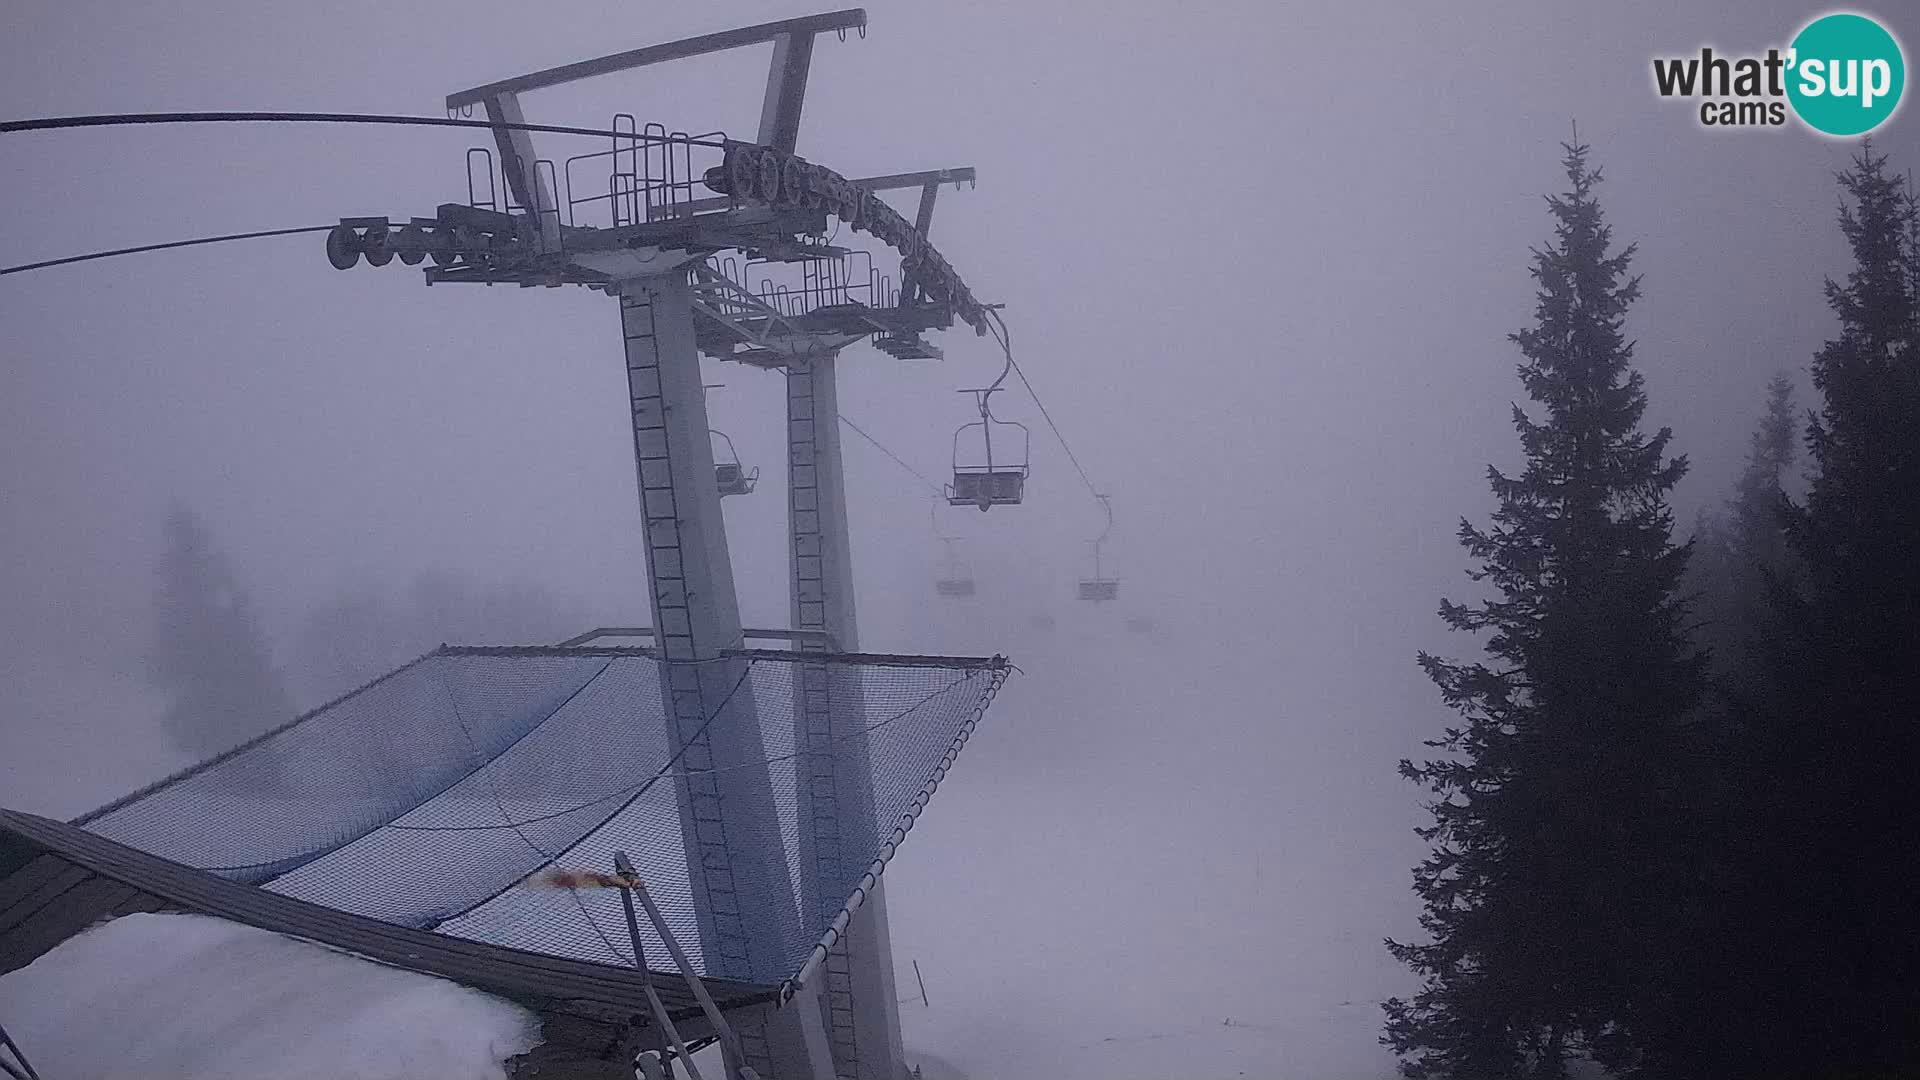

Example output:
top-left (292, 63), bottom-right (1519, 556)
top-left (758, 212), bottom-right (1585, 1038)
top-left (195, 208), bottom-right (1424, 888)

top-left (884, 612), bottom-right (1420, 1079)
top-left (0, 913), bottom-right (541, 1080)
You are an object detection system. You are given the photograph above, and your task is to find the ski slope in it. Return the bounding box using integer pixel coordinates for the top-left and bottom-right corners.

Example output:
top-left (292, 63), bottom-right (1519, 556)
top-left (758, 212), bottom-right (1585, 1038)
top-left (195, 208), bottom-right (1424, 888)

top-left (886, 612), bottom-right (1419, 1079)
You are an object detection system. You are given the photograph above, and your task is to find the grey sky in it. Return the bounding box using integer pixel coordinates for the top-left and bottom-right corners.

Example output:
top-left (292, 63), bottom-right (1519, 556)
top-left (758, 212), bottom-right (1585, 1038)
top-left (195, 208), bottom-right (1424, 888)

top-left (1, 1), bottom-right (1900, 1074)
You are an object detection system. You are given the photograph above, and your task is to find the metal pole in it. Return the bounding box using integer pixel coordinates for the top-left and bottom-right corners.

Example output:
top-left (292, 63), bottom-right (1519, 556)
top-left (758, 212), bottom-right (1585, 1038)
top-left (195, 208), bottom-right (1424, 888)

top-left (619, 273), bottom-right (795, 990)
top-left (0, 1021), bottom-right (39, 1080)
top-left (616, 851), bottom-right (759, 1080)
top-left (980, 394), bottom-right (995, 472)
top-left (614, 862), bottom-right (707, 1080)
top-left (790, 351), bottom-right (909, 1078)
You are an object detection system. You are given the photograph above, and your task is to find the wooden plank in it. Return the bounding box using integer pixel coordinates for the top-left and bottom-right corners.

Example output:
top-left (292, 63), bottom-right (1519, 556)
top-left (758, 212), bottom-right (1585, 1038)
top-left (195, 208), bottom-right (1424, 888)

top-left (0, 862), bottom-right (92, 933)
top-left (0, 853), bottom-right (71, 913)
top-left (0, 878), bottom-right (138, 975)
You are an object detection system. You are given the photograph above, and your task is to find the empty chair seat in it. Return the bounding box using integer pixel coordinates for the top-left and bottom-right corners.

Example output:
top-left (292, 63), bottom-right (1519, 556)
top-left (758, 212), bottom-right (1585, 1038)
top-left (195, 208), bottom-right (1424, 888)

top-left (948, 469), bottom-right (1025, 509)
top-left (715, 462), bottom-right (759, 497)
top-left (1077, 578), bottom-right (1120, 603)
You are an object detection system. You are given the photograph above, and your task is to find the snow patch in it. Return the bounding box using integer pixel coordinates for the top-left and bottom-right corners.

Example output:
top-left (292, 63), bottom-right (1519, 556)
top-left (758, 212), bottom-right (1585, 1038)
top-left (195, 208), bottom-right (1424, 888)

top-left (0, 912), bottom-right (542, 1080)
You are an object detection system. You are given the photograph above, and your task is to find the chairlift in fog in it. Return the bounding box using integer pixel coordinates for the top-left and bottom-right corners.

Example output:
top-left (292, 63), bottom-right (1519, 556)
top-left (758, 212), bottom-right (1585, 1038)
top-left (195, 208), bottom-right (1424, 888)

top-left (946, 386), bottom-right (1029, 511)
top-left (707, 384), bottom-right (759, 498)
top-left (1077, 494), bottom-right (1119, 602)
top-left (930, 501), bottom-right (976, 597)
top-left (711, 429), bottom-right (760, 497)
top-left (935, 541), bottom-right (976, 599)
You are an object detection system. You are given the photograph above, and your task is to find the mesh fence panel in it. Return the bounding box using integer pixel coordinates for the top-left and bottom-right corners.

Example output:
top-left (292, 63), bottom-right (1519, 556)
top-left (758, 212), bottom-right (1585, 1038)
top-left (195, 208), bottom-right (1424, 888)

top-left (74, 645), bottom-right (1008, 986)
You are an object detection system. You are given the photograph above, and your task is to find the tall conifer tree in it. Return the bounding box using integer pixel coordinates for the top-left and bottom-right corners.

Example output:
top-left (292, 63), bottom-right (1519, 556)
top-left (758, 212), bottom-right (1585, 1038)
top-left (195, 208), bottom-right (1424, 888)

top-left (1385, 142), bottom-right (1705, 1078)
top-left (1687, 373), bottom-right (1799, 676)
top-left (1742, 142), bottom-right (1920, 1078)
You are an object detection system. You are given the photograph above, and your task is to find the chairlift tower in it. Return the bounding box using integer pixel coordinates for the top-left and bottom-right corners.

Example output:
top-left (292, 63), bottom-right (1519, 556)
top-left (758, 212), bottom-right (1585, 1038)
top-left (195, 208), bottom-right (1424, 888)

top-left (322, 11), bottom-right (988, 1079)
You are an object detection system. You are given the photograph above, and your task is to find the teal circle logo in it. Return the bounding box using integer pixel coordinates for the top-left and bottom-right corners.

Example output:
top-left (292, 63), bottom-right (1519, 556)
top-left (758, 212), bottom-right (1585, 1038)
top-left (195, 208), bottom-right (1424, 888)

top-left (1787, 13), bottom-right (1905, 136)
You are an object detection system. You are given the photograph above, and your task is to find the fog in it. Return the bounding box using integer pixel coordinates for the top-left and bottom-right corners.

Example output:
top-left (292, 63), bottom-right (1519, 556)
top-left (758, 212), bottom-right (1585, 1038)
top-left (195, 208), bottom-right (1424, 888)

top-left (0, 1), bottom-right (1883, 1075)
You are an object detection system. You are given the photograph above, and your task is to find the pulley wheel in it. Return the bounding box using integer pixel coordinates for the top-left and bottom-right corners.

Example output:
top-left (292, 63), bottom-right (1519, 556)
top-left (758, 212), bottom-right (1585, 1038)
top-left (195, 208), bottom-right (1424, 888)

top-left (757, 152), bottom-right (783, 205)
top-left (428, 226), bottom-right (455, 266)
top-left (362, 223), bottom-right (393, 267)
top-left (324, 224), bottom-right (361, 270)
top-left (728, 149), bottom-right (757, 200)
top-left (787, 158), bottom-right (817, 206)
top-left (395, 224), bottom-right (426, 265)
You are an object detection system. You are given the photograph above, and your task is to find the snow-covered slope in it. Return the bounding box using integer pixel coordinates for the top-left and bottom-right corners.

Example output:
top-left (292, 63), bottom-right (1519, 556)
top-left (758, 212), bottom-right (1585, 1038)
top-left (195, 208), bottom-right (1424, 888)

top-left (886, 615), bottom-right (1420, 1079)
top-left (0, 913), bottom-right (541, 1080)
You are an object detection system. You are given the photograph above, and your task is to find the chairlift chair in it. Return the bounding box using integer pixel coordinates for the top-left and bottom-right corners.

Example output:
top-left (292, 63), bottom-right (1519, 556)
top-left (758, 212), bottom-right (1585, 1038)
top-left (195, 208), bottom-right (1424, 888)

top-left (1077, 577), bottom-right (1120, 603)
top-left (1077, 494), bottom-right (1119, 602)
top-left (710, 430), bottom-right (760, 497)
top-left (946, 387), bottom-right (1030, 512)
top-left (934, 537), bottom-right (976, 598)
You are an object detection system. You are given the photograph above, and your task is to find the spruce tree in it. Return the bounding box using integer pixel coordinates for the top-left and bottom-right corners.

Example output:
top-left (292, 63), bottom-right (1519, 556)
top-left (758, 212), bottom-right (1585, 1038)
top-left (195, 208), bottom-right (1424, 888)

top-left (1742, 141), bottom-right (1920, 1078)
top-left (1384, 141), bottom-right (1706, 1078)
top-left (148, 504), bottom-right (293, 760)
top-left (1686, 373), bottom-right (1799, 677)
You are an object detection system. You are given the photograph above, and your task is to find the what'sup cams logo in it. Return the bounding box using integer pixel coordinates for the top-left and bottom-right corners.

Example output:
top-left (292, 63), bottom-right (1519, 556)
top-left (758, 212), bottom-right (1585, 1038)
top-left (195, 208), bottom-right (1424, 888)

top-left (1653, 12), bottom-right (1904, 136)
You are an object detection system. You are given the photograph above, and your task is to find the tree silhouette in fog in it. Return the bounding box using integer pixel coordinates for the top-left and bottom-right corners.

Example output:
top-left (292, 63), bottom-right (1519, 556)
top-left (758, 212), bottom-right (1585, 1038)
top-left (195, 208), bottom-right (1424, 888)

top-left (1717, 141), bottom-right (1920, 1080)
top-left (1385, 142), bottom-right (1706, 1078)
top-left (1686, 373), bottom-right (1800, 680)
top-left (147, 504), bottom-right (294, 759)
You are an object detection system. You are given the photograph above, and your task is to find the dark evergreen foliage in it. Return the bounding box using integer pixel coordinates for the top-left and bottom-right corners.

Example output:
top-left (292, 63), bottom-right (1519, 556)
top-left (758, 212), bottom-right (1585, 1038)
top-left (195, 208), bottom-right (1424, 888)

top-left (1385, 142), bottom-right (1706, 1078)
top-left (1686, 373), bottom-right (1800, 679)
top-left (1727, 142), bottom-right (1920, 1079)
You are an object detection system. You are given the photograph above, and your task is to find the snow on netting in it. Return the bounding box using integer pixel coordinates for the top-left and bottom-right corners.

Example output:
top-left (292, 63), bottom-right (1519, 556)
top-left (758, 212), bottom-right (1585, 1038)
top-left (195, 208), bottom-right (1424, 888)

top-left (75, 645), bottom-right (1009, 986)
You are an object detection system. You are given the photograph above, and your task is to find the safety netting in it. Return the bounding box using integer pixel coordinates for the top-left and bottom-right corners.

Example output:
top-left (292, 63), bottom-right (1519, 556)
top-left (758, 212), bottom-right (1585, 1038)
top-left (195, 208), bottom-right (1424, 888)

top-left (73, 645), bottom-right (1009, 987)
